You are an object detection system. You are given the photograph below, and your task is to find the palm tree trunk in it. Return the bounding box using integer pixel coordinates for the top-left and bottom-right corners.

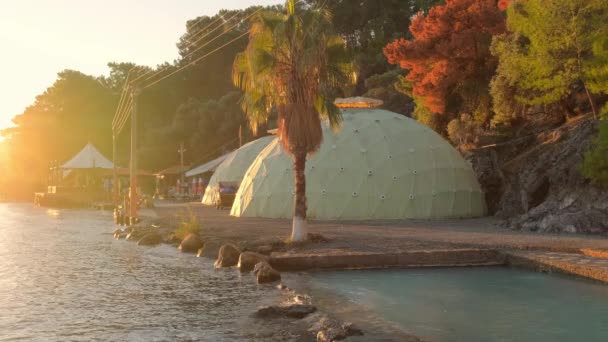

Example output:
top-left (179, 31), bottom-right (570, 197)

top-left (291, 148), bottom-right (308, 242)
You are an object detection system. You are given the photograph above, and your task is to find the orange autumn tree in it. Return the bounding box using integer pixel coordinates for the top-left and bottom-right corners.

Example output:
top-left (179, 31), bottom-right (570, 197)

top-left (384, 0), bottom-right (505, 131)
top-left (498, 0), bottom-right (512, 10)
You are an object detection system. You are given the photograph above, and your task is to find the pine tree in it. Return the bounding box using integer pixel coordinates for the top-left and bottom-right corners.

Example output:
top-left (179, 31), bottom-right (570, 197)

top-left (494, 0), bottom-right (608, 118)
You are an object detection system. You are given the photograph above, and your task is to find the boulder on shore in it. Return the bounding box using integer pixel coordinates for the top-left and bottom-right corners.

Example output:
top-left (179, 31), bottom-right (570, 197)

top-left (138, 232), bottom-right (162, 246)
top-left (214, 244), bottom-right (241, 268)
top-left (256, 245), bottom-right (274, 255)
top-left (237, 252), bottom-right (268, 273)
top-left (253, 261), bottom-right (281, 284)
top-left (178, 233), bottom-right (203, 253)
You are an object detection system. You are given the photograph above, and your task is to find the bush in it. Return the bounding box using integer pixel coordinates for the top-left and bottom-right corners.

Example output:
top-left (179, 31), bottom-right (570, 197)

top-left (581, 107), bottom-right (608, 186)
top-left (447, 113), bottom-right (482, 148)
top-left (174, 209), bottom-right (202, 240)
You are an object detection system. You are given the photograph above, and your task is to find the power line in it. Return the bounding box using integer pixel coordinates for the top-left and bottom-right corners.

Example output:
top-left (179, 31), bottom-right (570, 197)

top-left (115, 30), bottom-right (248, 134)
top-left (143, 30), bottom-right (249, 89)
top-left (128, 10), bottom-right (245, 87)
top-left (180, 9), bottom-right (257, 64)
top-left (114, 95), bottom-right (133, 134)
top-left (137, 8), bottom-right (261, 89)
top-left (183, 11), bottom-right (241, 49)
top-left (112, 68), bottom-right (135, 131)
top-left (112, 7), bottom-right (263, 136)
top-left (112, 12), bottom-right (248, 133)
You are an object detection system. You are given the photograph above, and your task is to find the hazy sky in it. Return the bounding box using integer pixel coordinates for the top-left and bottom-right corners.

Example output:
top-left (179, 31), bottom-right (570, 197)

top-left (0, 0), bottom-right (281, 129)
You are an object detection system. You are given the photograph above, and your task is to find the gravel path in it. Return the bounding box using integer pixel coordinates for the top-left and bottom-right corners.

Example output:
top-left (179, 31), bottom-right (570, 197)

top-left (152, 202), bottom-right (608, 254)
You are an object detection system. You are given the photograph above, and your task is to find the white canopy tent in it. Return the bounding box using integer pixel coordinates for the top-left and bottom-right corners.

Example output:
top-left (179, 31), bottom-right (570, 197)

top-left (61, 143), bottom-right (113, 169)
top-left (185, 153), bottom-right (230, 178)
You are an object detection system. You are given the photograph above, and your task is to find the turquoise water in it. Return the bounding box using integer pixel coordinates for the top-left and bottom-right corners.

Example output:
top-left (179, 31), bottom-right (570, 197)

top-left (305, 267), bottom-right (608, 342)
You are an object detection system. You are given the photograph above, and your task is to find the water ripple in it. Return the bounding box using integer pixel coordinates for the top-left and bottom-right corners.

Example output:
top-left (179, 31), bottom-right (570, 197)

top-left (0, 204), bottom-right (283, 341)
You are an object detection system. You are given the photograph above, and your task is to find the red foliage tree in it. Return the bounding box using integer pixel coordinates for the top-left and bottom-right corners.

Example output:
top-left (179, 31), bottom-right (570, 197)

top-left (384, 0), bottom-right (505, 115)
top-left (498, 0), bottom-right (512, 11)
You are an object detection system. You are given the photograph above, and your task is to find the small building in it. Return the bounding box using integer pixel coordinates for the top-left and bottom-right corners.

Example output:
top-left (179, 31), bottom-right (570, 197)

top-left (154, 165), bottom-right (192, 199)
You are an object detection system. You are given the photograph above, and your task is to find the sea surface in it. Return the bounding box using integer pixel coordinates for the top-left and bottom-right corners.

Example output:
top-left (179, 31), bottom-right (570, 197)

top-left (302, 267), bottom-right (608, 342)
top-left (0, 203), bottom-right (289, 342)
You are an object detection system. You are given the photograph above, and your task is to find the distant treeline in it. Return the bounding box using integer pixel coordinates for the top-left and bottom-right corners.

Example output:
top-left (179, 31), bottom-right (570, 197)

top-left (2, 0), bottom-right (607, 198)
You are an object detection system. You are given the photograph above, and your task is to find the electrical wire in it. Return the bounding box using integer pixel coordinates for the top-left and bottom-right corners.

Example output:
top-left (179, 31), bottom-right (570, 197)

top-left (111, 68), bottom-right (135, 131)
top-left (143, 31), bottom-right (249, 89)
top-left (128, 10), bottom-right (246, 86)
top-left (136, 8), bottom-right (261, 88)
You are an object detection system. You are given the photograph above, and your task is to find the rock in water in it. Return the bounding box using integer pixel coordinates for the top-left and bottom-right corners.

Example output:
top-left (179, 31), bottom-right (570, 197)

top-left (214, 244), bottom-right (241, 268)
top-left (198, 241), bottom-right (220, 258)
top-left (314, 317), bottom-right (364, 342)
top-left (237, 252), bottom-right (268, 273)
top-left (163, 232), bottom-right (181, 246)
top-left (113, 229), bottom-right (127, 239)
top-left (137, 232), bottom-right (162, 246)
top-left (253, 261), bottom-right (281, 283)
top-left (178, 233), bottom-right (203, 253)
top-left (255, 304), bottom-right (317, 319)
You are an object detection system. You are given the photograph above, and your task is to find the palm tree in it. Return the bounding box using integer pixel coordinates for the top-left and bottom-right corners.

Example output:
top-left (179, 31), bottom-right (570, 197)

top-left (233, 0), bottom-right (353, 241)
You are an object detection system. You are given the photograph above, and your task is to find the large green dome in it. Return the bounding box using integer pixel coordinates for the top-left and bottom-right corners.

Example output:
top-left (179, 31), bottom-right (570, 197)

top-left (231, 108), bottom-right (486, 220)
top-left (202, 136), bottom-right (274, 205)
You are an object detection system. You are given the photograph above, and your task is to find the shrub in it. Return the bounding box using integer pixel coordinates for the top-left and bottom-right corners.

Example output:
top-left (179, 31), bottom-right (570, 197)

top-left (447, 113), bottom-right (482, 148)
top-left (581, 106), bottom-right (608, 186)
top-left (174, 208), bottom-right (202, 240)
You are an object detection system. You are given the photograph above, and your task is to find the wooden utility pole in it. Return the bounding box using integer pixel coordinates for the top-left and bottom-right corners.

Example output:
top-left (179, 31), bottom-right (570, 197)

top-left (129, 87), bottom-right (140, 222)
top-left (112, 133), bottom-right (118, 205)
top-left (178, 142), bottom-right (186, 193)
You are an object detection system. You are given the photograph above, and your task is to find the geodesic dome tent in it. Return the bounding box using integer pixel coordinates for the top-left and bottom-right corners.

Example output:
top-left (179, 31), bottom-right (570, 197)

top-left (202, 136), bottom-right (275, 205)
top-left (231, 108), bottom-right (487, 220)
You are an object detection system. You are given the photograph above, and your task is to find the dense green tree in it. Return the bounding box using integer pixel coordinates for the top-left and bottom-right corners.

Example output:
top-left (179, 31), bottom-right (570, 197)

top-left (492, 0), bottom-right (608, 119)
top-left (1, 70), bottom-right (117, 197)
top-left (233, 0), bottom-right (353, 241)
top-left (581, 107), bottom-right (608, 186)
top-left (305, 0), bottom-right (442, 114)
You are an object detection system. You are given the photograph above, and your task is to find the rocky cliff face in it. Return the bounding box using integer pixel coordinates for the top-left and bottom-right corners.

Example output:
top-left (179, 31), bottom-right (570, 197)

top-left (468, 118), bottom-right (608, 234)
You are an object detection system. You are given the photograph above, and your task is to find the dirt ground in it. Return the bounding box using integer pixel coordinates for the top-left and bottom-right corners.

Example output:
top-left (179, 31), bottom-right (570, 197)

top-left (152, 202), bottom-right (608, 254)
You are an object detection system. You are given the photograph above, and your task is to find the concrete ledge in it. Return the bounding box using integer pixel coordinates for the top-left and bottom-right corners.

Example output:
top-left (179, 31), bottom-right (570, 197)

top-left (506, 252), bottom-right (608, 283)
top-left (270, 249), bottom-right (504, 272)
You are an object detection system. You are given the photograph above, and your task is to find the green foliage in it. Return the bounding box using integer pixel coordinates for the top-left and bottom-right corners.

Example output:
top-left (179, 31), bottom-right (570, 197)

top-left (586, 35), bottom-right (608, 94)
top-left (174, 209), bottom-right (202, 240)
top-left (494, 0), bottom-right (608, 109)
top-left (489, 70), bottom-right (525, 129)
top-left (447, 114), bottom-right (482, 147)
top-left (581, 106), bottom-right (608, 186)
top-left (1, 70), bottom-right (117, 196)
top-left (305, 0), bottom-right (442, 111)
top-left (232, 0), bottom-right (354, 155)
top-left (363, 68), bottom-right (411, 114)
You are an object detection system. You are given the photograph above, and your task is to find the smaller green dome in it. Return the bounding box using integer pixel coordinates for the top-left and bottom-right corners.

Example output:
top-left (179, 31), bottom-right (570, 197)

top-left (202, 136), bottom-right (274, 205)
